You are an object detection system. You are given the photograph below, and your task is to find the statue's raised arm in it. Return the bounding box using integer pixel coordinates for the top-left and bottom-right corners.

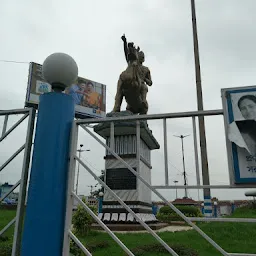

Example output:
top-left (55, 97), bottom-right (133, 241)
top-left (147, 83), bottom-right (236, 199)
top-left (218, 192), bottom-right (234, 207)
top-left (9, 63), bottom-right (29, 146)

top-left (121, 34), bottom-right (129, 63)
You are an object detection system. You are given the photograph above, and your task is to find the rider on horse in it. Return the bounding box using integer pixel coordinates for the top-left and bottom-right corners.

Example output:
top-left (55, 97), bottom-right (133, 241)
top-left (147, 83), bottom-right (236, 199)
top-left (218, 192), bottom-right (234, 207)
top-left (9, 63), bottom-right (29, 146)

top-left (112, 34), bottom-right (152, 114)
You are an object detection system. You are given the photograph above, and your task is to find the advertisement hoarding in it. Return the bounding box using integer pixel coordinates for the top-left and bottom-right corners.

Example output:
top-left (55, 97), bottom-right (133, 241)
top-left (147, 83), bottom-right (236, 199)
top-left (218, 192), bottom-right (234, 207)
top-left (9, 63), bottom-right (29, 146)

top-left (222, 85), bottom-right (256, 185)
top-left (25, 62), bottom-right (106, 119)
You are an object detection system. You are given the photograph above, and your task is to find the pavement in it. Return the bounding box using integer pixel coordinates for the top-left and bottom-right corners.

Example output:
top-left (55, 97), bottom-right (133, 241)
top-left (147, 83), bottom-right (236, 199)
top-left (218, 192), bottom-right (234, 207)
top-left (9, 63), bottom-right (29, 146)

top-left (100, 225), bottom-right (193, 233)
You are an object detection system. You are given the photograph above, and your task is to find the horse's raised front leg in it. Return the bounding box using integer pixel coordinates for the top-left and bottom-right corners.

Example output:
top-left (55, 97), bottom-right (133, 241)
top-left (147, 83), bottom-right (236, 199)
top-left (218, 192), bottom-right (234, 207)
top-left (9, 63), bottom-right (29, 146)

top-left (112, 77), bottom-right (124, 112)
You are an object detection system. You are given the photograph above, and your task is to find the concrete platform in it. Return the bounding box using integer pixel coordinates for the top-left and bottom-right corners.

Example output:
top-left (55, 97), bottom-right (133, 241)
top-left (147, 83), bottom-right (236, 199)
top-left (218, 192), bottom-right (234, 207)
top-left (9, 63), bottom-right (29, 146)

top-left (92, 222), bottom-right (170, 231)
top-left (92, 223), bottom-right (193, 233)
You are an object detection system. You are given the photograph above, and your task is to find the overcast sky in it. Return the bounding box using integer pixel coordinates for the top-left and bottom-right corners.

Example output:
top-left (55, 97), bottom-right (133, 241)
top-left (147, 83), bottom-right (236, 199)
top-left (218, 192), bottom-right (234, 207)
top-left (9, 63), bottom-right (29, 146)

top-left (0, 0), bottom-right (256, 202)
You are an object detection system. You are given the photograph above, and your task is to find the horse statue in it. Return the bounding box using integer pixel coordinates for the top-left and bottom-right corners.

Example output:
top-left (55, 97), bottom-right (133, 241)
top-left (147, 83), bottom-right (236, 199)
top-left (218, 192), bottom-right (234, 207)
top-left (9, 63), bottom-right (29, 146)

top-left (112, 35), bottom-right (152, 115)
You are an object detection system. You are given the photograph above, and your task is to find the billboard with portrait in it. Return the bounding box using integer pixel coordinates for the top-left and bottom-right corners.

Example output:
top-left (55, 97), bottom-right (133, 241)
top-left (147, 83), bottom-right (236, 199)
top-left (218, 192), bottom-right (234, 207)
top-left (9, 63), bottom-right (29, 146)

top-left (25, 62), bottom-right (106, 119)
top-left (222, 85), bottom-right (256, 185)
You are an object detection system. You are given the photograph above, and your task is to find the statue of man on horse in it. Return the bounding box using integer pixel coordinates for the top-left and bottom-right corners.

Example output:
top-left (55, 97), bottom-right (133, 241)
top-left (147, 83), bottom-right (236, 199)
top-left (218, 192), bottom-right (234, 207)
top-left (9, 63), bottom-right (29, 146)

top-left (112, 34), bottom-right (152, 115)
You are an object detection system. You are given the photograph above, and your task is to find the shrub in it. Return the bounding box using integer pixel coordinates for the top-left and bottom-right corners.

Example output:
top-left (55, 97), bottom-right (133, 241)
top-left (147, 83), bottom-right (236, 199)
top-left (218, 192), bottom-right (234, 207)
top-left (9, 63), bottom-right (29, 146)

top-left (157, 205), bottom-right (202, 222)
top-left (127, 243), bottom-right (199, 256)
top-left (70, 239), bottom-right (110, 256)
top-left (159, 205), bottom-right (175, 215)
top-left (0, 236), bottom-right (8, 242)
top-left (249, 202), bottom-right (256, 209)
top-left (72, 197), bottom-right (97, 236)
top-left (157, 213), bottom-right (181, 222)
top-left (87, 240), bottom-right (109, 252)
top-left (70, 239), bottom-right (82, 256)
top-left (0, 243), bottom-right (12, 256)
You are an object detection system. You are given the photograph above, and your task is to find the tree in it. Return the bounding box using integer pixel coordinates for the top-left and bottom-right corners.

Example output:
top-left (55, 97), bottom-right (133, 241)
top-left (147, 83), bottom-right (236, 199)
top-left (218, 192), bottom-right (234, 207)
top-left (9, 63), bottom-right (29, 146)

top-left (72, 196), bottom-right (96, 236)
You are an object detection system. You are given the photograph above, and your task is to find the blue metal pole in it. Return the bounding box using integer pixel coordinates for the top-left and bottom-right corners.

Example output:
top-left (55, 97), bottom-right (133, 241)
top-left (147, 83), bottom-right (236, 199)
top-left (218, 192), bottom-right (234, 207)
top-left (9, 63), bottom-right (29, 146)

top-left (152, 204), bottom-right (158, 215)
top-left (98, 196), bottom-right (103, 214)
top-left (201, 205), bottom-right (204, 215)
top-left (21, 92), bottom-right (74, 256)
top-left (214, 205), bottom-right (217, 217)
top-left (231, 202), bottom-right (235, 214)
top-left (204, 196), bottom-right (212, 217)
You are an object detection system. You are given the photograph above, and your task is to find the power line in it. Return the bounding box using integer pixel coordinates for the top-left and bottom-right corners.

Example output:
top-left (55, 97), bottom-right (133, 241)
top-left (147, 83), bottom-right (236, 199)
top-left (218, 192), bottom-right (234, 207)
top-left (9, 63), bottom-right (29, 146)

top-left (0, 59), bottom-right (29, 64)
top-left (186, 172), bottom-right (228, 185)
top-left (168, 160), bottom-right (183, 174)
top-left (106, 87), bottom-right (115, 100)
top-left (80, 156), bottom-right (102, 174)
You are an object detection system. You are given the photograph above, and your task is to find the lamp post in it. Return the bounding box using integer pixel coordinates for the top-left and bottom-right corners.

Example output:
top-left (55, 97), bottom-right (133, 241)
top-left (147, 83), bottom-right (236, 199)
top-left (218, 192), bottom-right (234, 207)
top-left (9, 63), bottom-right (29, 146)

top-left (98, 191), bottom-right (104, 214)
top-left (75, 145), bottom-right (90, 195)
top-left (230, 200), bottom-right (235, 214)
top-left (173, 180), bottom-right (178, 199)
top-left (201, 202), bottom-right (204, 215)
top-left (213, 201), bottom-right (218, 217)
top-left (21, 53), bottom-right (78, 256)
top-left (174, 135), bottom-right (190, 198)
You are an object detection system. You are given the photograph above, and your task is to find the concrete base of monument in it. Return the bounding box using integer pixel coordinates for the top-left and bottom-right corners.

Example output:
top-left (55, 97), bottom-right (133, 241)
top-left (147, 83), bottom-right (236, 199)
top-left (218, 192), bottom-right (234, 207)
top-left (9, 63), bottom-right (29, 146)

top-left (92, 221), bottom-right (169, 232)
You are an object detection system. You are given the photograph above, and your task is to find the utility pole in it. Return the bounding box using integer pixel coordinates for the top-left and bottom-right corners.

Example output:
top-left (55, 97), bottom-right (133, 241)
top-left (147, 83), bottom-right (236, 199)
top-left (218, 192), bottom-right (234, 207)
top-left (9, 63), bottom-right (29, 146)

top-left (75, 144), bottom-right (90, 195)
top-left (173, 180), bottom-right (178, 199)
top-left (174, 135), bottom-right (189, 198)
top-left (190, 0), bottom-right (212, 216)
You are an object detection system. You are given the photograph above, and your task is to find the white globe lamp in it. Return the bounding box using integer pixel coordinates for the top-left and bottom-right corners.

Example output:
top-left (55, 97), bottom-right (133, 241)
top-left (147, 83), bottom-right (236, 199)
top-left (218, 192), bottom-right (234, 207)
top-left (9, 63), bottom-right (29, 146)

top-left (42, 53), bottom-right (78, 92)
top-left (99, 192), bottom-right (104, 197)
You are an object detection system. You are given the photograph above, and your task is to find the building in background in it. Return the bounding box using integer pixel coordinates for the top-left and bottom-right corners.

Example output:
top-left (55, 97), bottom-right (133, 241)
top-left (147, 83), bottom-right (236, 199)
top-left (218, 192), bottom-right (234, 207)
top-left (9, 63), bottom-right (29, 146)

top-left (0, 182), bottom-right (18, 204)
top-left (73, 195), bottom-right (98, 210)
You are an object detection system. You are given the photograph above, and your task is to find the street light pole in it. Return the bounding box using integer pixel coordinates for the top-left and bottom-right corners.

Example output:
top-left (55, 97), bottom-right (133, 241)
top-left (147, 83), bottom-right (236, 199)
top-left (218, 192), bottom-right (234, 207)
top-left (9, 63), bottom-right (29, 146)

top-left (75, 144), bottom-right (90, 195)
top-left (190, 0), bottom-right (212, 216)
top-left (174, 135), bottom-right (189, 198)
top-left (88, 184), bottom-right (98, 197)
top-left (181, 135), bottom-right (188, 198)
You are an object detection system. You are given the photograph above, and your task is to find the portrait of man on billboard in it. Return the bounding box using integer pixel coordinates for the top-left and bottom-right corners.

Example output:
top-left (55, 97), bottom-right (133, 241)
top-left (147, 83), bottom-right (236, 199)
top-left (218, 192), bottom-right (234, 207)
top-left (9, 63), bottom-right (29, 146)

top-left (65, 79), bottom-right (87, 105)
top-left (81, 81), bottom-right (101, 109)
top-left (65, 79), bottom-right (103, 112)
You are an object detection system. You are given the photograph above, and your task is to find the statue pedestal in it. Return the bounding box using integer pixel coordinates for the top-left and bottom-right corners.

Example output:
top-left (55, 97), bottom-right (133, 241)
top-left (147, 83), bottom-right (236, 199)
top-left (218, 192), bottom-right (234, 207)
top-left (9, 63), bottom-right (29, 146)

top-left (94, 111), bottom-right (160, 223)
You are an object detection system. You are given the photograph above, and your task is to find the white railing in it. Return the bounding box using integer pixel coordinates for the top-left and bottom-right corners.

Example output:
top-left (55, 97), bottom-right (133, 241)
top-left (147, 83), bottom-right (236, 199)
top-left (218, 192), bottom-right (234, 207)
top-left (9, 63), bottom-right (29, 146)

top-left (62, 109), bottom-right (256, 256)
top-left (0, 108), bottom-right (36, 256)
top-left (1, 108), bottom-right (254, 255)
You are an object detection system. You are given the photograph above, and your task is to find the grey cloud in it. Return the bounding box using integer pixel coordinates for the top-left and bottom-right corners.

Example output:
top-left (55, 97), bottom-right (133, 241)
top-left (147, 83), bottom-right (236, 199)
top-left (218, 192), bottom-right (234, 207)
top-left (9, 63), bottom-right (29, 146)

top-left (0, 0), bottom-right (255, 200)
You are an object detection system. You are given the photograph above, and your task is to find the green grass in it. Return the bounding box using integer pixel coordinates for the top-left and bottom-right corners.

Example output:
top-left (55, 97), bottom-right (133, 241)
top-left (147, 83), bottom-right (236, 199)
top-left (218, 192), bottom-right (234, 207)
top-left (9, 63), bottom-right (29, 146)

top-left (1, 205), bottom-right (256, 256)
top-left (0, 208), bottom-right (16, 240)
top-left (77, 221), bottom-right (256, 256)
top-left (77, 205), bottom-right (256, 256)
top-left (228, 204), bottom-right (256, 218)
top-left (0, 208), bottom-right (16, 255)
